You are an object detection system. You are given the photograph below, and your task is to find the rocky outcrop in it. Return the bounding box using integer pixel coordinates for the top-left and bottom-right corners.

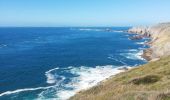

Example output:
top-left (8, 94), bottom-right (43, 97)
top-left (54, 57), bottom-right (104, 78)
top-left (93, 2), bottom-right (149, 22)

top-left (128, 26), bottom-right (149, 34)
top-left (128, 23), bottom-right (170, 61)
top-left (128, 26), bottom-right (151, 40)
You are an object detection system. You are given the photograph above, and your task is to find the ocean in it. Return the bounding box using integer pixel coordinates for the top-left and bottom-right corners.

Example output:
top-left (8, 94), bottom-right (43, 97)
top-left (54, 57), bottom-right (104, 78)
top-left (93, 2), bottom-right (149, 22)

top-left (0, 27), bottom-right (148, 100)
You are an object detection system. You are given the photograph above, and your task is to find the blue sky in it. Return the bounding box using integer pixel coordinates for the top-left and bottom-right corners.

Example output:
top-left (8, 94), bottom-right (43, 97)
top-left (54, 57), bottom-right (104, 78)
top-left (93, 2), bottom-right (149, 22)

top-left (0, 0), bottom-right (170, 26)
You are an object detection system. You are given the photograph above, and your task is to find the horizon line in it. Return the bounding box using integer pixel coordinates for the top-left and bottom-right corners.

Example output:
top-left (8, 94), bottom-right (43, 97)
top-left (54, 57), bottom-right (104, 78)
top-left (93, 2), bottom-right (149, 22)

top-left (0, 26), bottom-right (132, 28)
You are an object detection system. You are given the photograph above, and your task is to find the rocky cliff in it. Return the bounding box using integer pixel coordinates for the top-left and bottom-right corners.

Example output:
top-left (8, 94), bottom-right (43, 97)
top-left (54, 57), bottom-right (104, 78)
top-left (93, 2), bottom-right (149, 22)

top-left (128, 23), bottom-right (170, 61)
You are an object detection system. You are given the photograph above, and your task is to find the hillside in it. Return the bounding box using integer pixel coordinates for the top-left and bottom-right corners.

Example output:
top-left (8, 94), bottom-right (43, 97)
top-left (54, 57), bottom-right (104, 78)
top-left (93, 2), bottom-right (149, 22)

top-left (70, 56), bottom-right (170, 100)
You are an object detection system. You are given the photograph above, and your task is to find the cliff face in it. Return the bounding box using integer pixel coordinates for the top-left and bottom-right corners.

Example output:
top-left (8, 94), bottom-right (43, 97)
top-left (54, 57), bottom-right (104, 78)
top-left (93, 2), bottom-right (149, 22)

top-left (128, 23), bottom-right (170, 60)
top-left (149, 23), bottom-right (170, 59)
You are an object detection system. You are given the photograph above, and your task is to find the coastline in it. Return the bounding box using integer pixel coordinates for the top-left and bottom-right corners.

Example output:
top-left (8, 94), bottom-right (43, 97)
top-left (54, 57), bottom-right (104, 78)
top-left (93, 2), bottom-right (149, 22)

top-left (0, 27), bottom-right (146, 100)
top-left (128, 23), bottom-right (170, 61)
top-left (68, 28), bottom-right (150, 100)
top-left (128, 27), bottom-right (152, 61)
top-left (69, 22), bottom-right (170, 100)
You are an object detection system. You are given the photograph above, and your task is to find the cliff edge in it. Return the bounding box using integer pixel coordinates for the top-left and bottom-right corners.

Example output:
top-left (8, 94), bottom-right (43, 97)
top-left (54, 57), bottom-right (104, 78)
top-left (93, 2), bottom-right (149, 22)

top-left (128, 23), bottom-right (170, 61)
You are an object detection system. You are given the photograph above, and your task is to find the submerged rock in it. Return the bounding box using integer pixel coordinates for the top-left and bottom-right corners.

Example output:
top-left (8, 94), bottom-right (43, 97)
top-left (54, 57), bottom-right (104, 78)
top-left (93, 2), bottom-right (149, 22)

top-left (129, 35), bottom-right (144, 40)
top-left (118, 67), bottom-right (128, 71)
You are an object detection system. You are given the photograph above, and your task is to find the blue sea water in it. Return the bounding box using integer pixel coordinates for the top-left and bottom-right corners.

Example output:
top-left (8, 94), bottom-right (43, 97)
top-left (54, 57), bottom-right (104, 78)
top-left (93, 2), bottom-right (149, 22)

top-left (0, 27), bottom-right (148, 100)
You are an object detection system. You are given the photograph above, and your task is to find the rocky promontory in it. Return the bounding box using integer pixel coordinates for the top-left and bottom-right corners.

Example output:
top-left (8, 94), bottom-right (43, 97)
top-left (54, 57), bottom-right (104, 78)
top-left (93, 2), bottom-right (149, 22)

top-left (128, 23), bottom-right (170, 61)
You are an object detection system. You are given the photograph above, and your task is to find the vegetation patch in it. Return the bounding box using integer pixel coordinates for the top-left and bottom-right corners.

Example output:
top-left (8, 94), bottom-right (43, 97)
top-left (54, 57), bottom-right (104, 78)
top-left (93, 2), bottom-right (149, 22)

top-left (130, 75), bottom-right (160, 85)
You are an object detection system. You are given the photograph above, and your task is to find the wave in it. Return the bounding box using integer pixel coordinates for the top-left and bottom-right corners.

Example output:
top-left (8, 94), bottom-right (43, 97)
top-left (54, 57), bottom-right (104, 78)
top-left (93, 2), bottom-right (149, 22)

top-left (0, 44), bottom-right (7, 48)
top-left (0, 86), bottom-right (55, 97)
top-left (107, 56), bottom-right (127, 65)
top-left (120, 49), bottom-right (145, 60)
top-left (128, 49), bottom-right (138, 52)
top-left (0, 49), bottom-right (146, 99)
top-left (0, 65), bottom-right (130, 100)
top-left (79, 28), bottom-right (102, 31)
top-left (136, 42), bottom-right (145, 45)
top-left (45, 67), bottom-right (64, 84)
top-left (113, 30), bottom-right (124, 33)
top-left (40, 65), bottom-right (129, 100)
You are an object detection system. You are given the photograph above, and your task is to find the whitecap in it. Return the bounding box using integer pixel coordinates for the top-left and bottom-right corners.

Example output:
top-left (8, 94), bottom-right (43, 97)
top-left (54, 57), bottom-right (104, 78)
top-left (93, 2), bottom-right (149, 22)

top-left (136, 42), bottom-right (145, 45)
top-left (0, 65), bottom-right (130, 100)
top-left (107, 56), bottom-right (127, 65)
top-left (54, 65), bottom-right (129, 100)
top-left (0, 86), bottom-right (54, 97)
top-left (121, 49), bottom-right (144, 60)
top-left (45, 67), bottom-right (60, 84)
top-left (78, 28), bottom-right (102, 32)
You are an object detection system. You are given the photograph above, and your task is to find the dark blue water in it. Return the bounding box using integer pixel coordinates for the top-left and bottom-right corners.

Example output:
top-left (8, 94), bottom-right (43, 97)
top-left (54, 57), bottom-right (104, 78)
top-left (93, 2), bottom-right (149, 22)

top-left (0, 27), bottom-right (147, 100)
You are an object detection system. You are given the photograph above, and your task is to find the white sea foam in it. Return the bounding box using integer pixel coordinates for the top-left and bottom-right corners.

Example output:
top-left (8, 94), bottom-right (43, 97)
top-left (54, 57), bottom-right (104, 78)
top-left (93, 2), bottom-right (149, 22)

top-left (78, 28), bottom-right (102, 31)
top-left (0, 65), bottom-right (129, 100)
top-left (0, 86), bottom-right (54, 97)
top-left (38, 65), bottom-right (129, 100)
top-left (0, 67), bottom-right (61, 97)
top-left (0, 48), bottom-right (145, 99)
top-left (136, 42), bottom-right (145, 45)
top-left (113, 30), bottom-right (124, 33)
top-left (45, 73), bottom-right (56, 84)
top-left (121, 49), bottom-right (144, 60)
top-left (45, 67), bottom-right (60, 84)
top-left (133, 50), bottom-right (144, 60)
top-left (55, 65), bottom-right (128, 100)
top-left (107, 56), bottom-right (127, 65)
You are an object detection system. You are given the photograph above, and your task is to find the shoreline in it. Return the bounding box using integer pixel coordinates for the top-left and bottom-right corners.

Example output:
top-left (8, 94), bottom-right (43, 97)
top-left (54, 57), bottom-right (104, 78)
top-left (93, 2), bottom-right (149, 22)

top-left (128, 23), bottom-right (170, 61)
top-left (68, 28), bottom-right (150, 100)
top-left (69, 22), bottom-right (170, 100)
top-left (128, 29), bottom-right (152, 61)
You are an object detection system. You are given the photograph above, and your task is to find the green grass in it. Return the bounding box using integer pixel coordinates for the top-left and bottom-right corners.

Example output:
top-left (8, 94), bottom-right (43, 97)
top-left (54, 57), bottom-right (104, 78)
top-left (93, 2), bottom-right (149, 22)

top-left (70, 56), bottom-right (170, 100)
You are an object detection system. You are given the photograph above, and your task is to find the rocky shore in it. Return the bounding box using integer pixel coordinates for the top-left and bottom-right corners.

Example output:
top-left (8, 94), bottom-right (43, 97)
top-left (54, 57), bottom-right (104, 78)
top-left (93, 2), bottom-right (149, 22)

top-left (128, 23), bottom-right (170, 61)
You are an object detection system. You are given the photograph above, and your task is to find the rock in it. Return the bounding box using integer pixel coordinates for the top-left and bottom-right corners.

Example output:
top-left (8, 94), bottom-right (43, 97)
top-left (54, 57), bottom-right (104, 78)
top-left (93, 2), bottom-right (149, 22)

top-left (118, 67), bottom-right (128, 71)
top-left (142, 49), bottom-right (152, 61)
top-left (129, 35), bottom-right (144, 40)
top-left (128, 26), bottom-right (149, 35)
top-left (150, 58), bottom-right (160, 62)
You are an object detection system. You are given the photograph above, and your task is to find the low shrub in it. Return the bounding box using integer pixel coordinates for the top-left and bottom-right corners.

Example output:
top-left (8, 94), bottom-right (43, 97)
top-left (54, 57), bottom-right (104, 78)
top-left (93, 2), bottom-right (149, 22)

top-left (130, 75), bottom-right (160, 85)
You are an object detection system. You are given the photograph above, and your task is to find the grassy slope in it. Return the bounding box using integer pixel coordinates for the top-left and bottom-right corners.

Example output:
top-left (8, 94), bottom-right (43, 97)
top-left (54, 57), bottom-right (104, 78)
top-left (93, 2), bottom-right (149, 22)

top-left (70, 56), bottom-right (170, 100)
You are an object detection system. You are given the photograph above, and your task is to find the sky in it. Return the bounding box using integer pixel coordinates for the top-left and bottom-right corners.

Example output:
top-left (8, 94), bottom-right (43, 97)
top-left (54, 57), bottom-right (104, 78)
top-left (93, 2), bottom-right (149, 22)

top-left (0, 0), bottom-right (170, 27)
